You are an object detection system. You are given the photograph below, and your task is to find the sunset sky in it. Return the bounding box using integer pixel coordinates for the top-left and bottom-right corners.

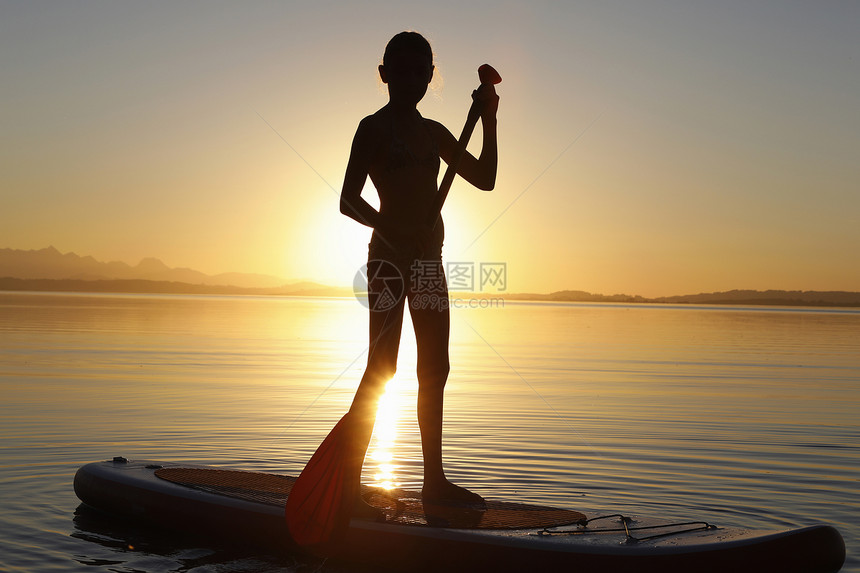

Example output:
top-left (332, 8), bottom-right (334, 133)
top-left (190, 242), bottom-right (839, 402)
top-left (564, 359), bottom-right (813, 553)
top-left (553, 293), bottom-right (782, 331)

top-left (2, 1), bottom-right (858, 297)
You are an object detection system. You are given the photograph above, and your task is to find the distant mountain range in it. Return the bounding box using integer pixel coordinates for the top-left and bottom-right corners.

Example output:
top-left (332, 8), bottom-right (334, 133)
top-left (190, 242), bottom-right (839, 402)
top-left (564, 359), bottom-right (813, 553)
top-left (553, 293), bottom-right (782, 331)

top-left (0, 246), bottom-right (346, 296)
top-left (2, 247), bottom-right (859, 306)
top-left (505, 289), bottom-right (860, 307)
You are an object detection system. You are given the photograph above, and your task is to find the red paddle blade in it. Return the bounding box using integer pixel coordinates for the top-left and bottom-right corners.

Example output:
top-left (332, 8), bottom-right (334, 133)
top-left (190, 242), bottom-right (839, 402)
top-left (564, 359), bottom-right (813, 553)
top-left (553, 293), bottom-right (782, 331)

top-left (285, 414), bottom-right (363, 547)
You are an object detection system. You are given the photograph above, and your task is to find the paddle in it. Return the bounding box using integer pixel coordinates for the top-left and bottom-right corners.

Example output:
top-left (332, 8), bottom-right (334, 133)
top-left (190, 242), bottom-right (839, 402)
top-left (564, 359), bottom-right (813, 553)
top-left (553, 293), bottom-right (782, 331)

top-left (285, 64), bottom-right (501, 550)
top-left (285, 414), bottom-right (362, 548)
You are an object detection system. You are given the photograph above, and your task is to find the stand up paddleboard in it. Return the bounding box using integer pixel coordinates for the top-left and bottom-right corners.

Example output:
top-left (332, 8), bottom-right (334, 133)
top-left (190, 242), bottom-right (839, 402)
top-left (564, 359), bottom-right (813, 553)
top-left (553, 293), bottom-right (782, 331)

top-left (74, 458), bottom-right (845, 573)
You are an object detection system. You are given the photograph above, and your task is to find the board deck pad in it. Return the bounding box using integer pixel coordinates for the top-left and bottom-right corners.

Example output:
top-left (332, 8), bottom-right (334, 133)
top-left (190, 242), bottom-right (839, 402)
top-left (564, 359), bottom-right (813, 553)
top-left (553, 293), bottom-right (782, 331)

top-left (155, 467), bottom-right (586, 530)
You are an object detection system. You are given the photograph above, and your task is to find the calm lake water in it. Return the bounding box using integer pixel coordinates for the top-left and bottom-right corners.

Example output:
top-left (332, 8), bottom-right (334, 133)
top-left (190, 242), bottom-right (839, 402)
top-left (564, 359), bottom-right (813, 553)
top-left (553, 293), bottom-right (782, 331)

top-left (1, 292), bottom-right (857, 572)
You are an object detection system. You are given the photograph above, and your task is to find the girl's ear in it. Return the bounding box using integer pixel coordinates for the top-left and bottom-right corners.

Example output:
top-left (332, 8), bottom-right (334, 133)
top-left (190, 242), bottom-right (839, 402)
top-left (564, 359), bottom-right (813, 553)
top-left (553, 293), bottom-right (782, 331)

top-left (378, 64), bottom-right (388, 84)
top-left (428, 65), bottom-right (435, 84)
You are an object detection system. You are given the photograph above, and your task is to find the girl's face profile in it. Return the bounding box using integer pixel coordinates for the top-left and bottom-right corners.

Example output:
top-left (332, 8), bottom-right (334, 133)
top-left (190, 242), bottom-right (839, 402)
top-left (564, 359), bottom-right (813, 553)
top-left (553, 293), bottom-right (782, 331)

top-left (380, 51), bottom-right (434, 105)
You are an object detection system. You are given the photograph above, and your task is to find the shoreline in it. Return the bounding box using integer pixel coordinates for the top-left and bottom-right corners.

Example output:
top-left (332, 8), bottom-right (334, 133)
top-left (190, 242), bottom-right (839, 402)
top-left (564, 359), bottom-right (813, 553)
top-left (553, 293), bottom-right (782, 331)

top-left (2, 277), bottom-right (860, 308)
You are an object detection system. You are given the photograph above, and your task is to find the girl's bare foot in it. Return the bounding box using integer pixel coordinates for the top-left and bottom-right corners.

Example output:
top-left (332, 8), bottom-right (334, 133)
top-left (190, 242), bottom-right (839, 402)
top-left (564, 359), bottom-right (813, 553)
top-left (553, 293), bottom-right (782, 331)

top-left (422, 479), bottom-right (485, 506)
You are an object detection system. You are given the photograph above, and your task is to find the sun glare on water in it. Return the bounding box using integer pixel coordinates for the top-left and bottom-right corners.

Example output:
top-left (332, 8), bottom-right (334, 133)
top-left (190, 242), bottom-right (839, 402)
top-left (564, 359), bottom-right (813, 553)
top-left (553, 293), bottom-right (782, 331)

top-left (368, 376), bottom-right (406, 490)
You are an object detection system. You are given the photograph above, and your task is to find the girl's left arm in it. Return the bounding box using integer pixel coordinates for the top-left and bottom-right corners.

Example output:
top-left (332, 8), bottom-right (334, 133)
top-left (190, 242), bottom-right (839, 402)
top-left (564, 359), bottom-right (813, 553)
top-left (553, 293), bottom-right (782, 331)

top-left (432, 85), bottom-right (498, 191)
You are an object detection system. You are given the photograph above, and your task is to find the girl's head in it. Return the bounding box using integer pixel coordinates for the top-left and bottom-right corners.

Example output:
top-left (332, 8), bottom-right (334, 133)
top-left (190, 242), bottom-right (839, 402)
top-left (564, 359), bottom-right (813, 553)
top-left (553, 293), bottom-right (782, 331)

top-left (379, 31), bottom-right (435, 105)
top-left (382, 31), bottom-right (433, 68)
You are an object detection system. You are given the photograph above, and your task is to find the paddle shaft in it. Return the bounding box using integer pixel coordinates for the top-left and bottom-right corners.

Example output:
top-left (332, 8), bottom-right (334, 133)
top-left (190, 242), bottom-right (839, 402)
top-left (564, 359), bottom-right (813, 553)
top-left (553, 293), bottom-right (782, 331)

top-left (428, 100), bottom-right (483, 228)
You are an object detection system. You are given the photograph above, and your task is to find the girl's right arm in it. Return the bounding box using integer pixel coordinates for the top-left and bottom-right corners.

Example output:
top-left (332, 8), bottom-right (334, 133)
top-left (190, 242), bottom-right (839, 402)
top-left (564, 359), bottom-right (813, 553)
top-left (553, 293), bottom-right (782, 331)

top-left (339, 116), bottom-right (431, 252)
top-left (339, 118), bottom-right (382, 228)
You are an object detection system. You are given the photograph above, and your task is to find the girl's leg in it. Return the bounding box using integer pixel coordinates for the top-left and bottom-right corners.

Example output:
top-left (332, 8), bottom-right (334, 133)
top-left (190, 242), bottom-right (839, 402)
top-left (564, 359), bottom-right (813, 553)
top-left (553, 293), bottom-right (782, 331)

top-left (350, 259), bottom-right (406, 417)
top-left (410, 290), bottom-right (449, 488)
top-left (409, 264), bottom-right (483, 503)
top-left (348, 259), bottom-right (406, 491)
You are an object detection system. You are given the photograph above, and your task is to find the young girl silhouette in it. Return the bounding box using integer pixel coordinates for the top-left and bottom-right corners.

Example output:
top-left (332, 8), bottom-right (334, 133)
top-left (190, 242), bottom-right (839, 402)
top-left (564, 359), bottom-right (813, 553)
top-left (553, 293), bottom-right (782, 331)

top-left (286, 31), bottom-right (498, 545)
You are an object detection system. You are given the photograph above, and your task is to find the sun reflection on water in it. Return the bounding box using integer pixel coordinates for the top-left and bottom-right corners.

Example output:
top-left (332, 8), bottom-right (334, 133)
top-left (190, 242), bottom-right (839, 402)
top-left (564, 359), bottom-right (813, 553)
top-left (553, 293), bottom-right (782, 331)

top-left (368, 376), bottom-right (404, 490)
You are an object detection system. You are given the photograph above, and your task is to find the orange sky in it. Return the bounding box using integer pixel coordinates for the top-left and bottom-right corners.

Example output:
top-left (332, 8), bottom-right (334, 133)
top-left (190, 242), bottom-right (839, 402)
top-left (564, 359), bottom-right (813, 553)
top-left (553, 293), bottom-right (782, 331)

top-left (2, 2), bottom-right (859, 297)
